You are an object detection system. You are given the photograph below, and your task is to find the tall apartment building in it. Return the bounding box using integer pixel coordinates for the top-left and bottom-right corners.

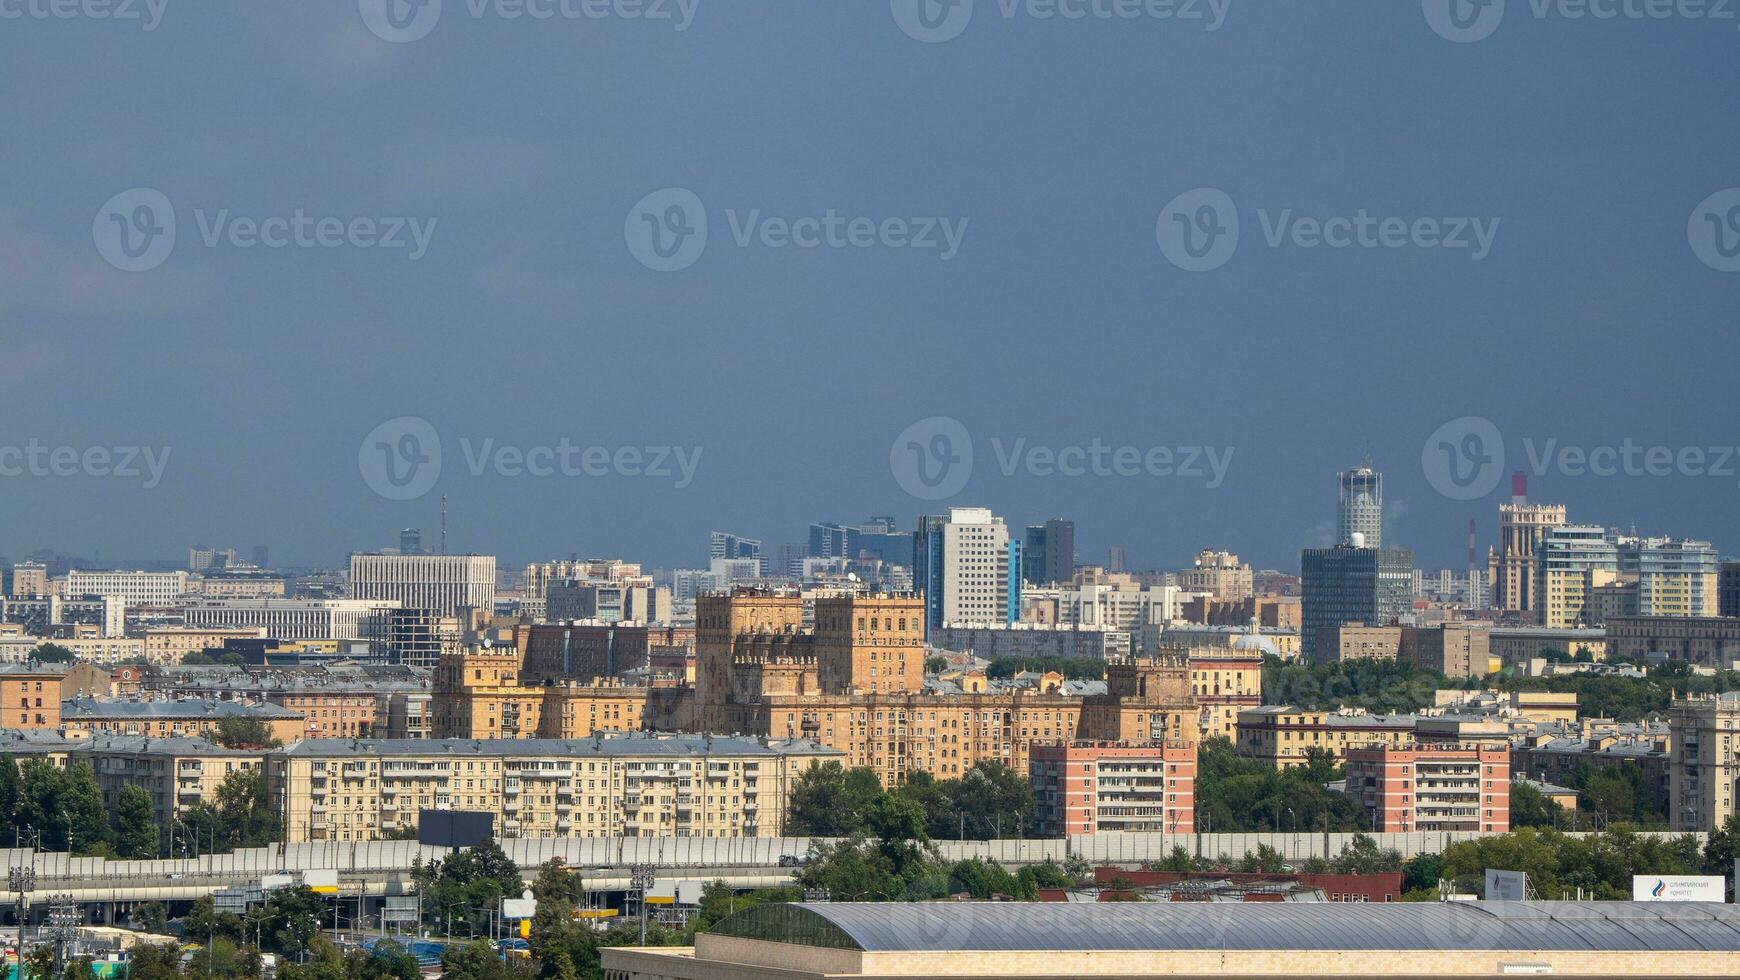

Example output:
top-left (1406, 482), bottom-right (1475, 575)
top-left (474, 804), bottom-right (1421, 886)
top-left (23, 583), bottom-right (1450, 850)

top-left (692, 591), bottom-right (1196, 786)
top-left (1536, 526), bottom-right (1618, 628)
top-left (1494, 485), bottom-right (1566, 618)
top-left (1623, 538), bottom-right (1719, 617)
top-left (9, 562), bottom-right (47, 597)
top-left (1186, 642), bottom-right (1264, 740)
top-left (188, 547), bottom-right (238, 573)
top-left (271, 734), bottom-right (840, 842)
top-left (62, 570), bottom-right (190, 604)
top-left (348, 553), bottom-right (495, 618)
top-left (1300, 544), bottom-right (1413, 660)
top-left (1344, 743), bottom-right (1509, 833)
top-left (1337, 465), bottom-right (1383, 549)
top-left (1720, 561), bottom-right (1740, 618)
top-left (709, 532), bottom-right (763, 575)
top-left (1667, 693), bottom-right (1740, 831)
top-left (923, 508), bottom-right (1021, 630)
top-left (807, 523), bottom-right (859, 561)
top-left (1021, 519), bottom-right (1075, 587)
top-left (1030, 740), bottom-right (1195, 835)
top-left (1177, 550), bottom-right (1253, 602)
top-left (184, 598), bottom-right (400, 641)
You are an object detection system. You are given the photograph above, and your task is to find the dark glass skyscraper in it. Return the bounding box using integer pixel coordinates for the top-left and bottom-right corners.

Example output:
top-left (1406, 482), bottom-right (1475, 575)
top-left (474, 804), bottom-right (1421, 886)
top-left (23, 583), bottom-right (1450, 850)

top-left (1301, 544), bottom-right (1414, 660)
top-left (1022, 519), bottom-right (1075, 586)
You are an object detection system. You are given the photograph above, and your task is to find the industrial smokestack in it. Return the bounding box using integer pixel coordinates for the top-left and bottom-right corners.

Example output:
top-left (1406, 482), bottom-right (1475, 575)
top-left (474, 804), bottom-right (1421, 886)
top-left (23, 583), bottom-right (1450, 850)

top-left (1510, 472), bottom-right (1527, 506)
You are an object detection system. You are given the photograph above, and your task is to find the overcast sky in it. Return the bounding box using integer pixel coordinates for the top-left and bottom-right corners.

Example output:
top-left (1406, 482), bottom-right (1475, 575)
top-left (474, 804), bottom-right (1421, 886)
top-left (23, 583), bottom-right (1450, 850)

top-left (2, 0), bottom-right (1736, 572)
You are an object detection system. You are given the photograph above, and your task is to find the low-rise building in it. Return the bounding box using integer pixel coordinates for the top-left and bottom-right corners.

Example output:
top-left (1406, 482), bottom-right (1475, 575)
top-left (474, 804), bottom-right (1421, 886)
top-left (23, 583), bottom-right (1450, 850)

top-left (270, 733), bottom-right (841, 842)
top-left (1607, 616), bottom-right (1740, 669)
top-left (1029, 740), bottom-right (1195, 836)
top-left (1511, 721), bottom-right (1670, 814)
top-left (60, 696), bottom-right (305, 744)
top-left (1400, 623), bottom-right (1494, 678)
top-left (1235, 706), bottom-right (1417, 767)
top-left (1489, 627), bottom-right (1607, 666)
top-left (0, 662), bottom-right (66, 728)
top-left (1344, 743), bottom-right (1510, 833)
top-left (143, 628), bottom-right (267, 664)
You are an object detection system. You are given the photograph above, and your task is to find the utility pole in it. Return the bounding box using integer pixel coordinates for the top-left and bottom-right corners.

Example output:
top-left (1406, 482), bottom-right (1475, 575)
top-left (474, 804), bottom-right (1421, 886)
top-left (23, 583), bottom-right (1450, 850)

top-left (629, 865), bottom-right (656, 947)
top-left (9, 866), bottom-right (34, 971)
top-left (43, 894), bottom-right (79, 978)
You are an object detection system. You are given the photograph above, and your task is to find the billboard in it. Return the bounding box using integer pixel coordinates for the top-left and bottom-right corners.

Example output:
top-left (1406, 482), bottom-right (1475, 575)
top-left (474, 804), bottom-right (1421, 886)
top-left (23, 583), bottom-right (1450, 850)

top-left (1484, 869), bottom-right (1527, 902)
top-left (419, 810), bottom-right (495, 849)
top-left (1632, 875), bottom-right (1725, 902)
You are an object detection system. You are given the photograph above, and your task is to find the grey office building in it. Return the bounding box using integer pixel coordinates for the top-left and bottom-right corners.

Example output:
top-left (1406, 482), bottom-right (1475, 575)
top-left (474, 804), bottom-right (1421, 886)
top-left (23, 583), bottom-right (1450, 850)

top-left (1023, 519), bottom-right (1076, 586)
top-left (1301, 544), bottom-right (1414, 660)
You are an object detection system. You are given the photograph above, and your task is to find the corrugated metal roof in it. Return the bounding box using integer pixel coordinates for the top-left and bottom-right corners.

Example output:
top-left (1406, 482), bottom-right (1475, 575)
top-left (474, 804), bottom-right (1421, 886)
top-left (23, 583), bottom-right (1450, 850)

top-left (713, 901), bottom-right (1740, 953)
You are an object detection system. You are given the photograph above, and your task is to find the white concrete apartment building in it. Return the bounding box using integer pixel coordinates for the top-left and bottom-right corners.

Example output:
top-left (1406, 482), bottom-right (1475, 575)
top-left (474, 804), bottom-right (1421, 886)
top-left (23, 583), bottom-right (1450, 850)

top-left (61, 570), bottom-right (190, 604)
top-left (184, 598), bottom-right (400, 641)
top-left (940, 508), bottom-right (1017, 626)
top-left (349, 554), bottom-right (496, 617)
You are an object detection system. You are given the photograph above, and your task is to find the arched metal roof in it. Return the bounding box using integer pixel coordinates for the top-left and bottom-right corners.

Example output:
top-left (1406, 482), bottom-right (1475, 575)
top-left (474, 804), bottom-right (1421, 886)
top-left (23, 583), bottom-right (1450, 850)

top-left (709, 901), bottom-right (1740, 953)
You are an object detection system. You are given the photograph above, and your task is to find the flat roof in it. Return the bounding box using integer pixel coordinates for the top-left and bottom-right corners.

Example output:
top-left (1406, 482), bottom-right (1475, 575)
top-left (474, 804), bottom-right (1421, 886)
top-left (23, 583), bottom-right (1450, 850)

top-left (710, 901), bottom-right (1740, 953)
top-left (278, 733), bottom-right (843, 759)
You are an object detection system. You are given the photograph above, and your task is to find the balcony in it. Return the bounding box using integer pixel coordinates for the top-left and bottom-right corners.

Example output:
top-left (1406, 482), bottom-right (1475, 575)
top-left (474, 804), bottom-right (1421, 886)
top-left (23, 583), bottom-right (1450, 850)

top-left (504, 779), bottom-right (522, 795)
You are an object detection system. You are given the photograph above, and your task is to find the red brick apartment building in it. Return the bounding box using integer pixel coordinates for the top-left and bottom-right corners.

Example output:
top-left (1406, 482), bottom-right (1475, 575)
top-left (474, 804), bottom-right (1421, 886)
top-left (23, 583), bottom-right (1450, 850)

top-left (1344, 743), bottom-right (1509, 833)
top-left (1030, 740), bottom-right (1195, 836)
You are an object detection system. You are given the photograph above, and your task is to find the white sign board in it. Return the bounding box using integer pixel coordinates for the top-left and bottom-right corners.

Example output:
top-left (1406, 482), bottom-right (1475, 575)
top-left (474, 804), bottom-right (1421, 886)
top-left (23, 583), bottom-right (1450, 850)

top-left (501, 897), bottom-right (536, 919)
top-left (1632, 875), bottom-right (1725, 902)
top-left (1485, 869), bottom-right (1527, 902)
top-left (676, 880), bottom-right (704, 907)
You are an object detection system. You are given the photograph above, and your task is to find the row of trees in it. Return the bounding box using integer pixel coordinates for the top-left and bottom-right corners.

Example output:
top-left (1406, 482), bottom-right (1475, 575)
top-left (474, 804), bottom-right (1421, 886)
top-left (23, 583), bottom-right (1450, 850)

top-left (1194, 737), bottom-right (1368, 832)
top-left (0, 756), bottom-right (280, 858)
top-left (786, 760), bottom-right (1038, 839)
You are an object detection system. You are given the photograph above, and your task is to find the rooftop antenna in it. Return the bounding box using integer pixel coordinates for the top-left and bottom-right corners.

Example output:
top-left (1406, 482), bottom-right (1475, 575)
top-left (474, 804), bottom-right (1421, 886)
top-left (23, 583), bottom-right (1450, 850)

top-left (440, 494), bottom-right (448, 556)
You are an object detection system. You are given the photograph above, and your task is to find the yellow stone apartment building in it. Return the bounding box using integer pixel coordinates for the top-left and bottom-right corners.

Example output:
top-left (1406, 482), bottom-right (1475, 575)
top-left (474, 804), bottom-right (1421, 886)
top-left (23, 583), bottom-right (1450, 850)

top-left (1235, 705), bottom-right (1419, 767)
top-left (430, 591), bottom-right (1202, 789)
top-left (269, 733), bottom-right (841, 842)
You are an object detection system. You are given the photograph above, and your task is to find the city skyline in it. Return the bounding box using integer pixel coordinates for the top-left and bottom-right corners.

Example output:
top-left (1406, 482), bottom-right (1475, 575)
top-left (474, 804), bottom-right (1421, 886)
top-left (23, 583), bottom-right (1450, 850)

top-left (3, 6), bottom-right (1736, 575)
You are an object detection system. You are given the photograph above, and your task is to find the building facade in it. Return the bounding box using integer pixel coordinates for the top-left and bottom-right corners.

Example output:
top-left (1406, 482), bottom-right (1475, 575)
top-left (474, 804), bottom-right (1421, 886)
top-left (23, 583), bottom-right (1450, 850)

top-left (1343, 743), bottom-right (1509, 833)
top-left (1030, 740), bottom-right (1195, 836)
top-left (348, 554), bottom-right (496, 618)
top-left (1300, 545), bottom-right (1413, 661)
top-left (1667, 693), bottom-right (1740, 831)
top-left (270, 734), bottom-right (840, 842)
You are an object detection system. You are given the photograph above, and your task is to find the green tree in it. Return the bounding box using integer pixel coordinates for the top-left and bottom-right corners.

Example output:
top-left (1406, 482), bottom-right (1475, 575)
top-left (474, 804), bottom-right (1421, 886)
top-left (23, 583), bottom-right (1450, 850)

top-left (22, 946), bottom-right (54, 980)
top-left (64, 762), bottom-right (112, 855)
top-left (785, 763), bottom-right (884, 837)
top-left (131, 901), bottom-right (170, 934)
top-left (0, 755), bottom-right (20, 844)
top-left (1328, 834), bottom-right (1402, 875)
top-left (214, 716), bottom-right (281, 750)
top-left (121, 942), bottom-right (184, 980)
top-left (185, 936), bottom-right (259, 980)
top-left (183, 895), bottom-right (244, 948)
top-left (439, 938), bottom-right (523, 980)
top-left (358, 939), bottom-right (423, 980)
top-left (215, 769), bottom-right (283, 849)
top-left (1509, 781), bottom-right (1561, 829)
top-left (30, 643), bottom-right (75, 663)
top-left (61, 954), bottom-right (98, 980)
top-left (414, 841), bottom-right (523, 938)
top-left (113, 784), bottom-right (162, 858)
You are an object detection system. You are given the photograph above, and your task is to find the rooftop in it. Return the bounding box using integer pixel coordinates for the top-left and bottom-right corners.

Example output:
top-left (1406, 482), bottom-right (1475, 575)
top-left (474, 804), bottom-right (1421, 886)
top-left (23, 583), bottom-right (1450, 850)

top-left (61, 697), bottom-right (301, 719)
top-left (710, 901), bottom-right (1740, 953)
top-left (278, 733), bottom-right (844, 759)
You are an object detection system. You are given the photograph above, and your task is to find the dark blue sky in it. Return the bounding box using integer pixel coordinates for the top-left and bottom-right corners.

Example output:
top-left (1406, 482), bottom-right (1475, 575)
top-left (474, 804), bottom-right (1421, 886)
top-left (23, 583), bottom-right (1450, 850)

top-left (2, 0), bottom-right (1735, 572)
